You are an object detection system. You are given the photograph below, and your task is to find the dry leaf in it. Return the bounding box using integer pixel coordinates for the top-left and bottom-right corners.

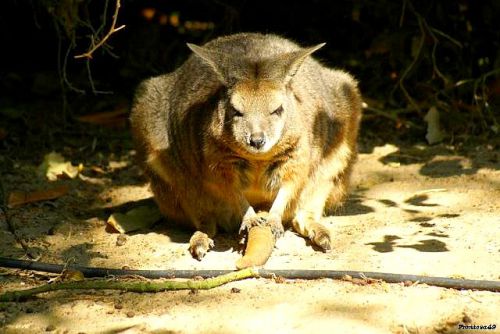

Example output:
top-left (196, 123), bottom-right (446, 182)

top-left (90, 166), bottom-right (106, 174)
top-left (8, 185), bottom-right (70, 208)
top-left (38, 152), bottom-right (80, 181)
top-left (424, 106), bottom-right (445, 144)
top-left (108, 160), bottom-right (128, 170)
top-left (412, 188), bottom-right (447, 196)
top-left (106, 206), bottom-right (162, 233)
top-left (77, 108), bottom-right (128, 127)
top-left (0, 128), bottom-right (7, 141)
top-left (60, 269), bottom-right (85, 282)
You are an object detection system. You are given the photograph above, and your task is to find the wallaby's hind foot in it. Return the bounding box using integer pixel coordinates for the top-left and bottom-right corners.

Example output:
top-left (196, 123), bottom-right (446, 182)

top-left (308, 222), bottom-right (332, 251)
top-left (292, 210), bottom-right (332, 252)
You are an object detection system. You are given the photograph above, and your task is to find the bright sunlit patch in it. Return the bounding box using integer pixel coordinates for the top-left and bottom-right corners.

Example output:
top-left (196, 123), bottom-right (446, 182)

top-left (95, 184), bottom-right (153, 209)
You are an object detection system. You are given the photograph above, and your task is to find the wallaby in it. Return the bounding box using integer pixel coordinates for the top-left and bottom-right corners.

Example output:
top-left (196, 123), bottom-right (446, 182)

top-left (130, 33), bottom-right (362, 260)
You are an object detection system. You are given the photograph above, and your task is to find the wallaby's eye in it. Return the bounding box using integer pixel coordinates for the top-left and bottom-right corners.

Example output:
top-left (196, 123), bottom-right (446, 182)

top-left (231, 106), bottom-right (243, 117)
top-left (271, 105), bottom-right (283, 116)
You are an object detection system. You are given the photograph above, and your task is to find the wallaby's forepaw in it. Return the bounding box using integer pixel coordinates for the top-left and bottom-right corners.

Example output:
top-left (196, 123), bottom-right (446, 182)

top-left (239, 212), bottom-right (266, 235)
top-left (189, 231), bottom-right (214, 260)
top-left (239, 211), bottom-right (284, 241)
top-left (309, 223), bottom-right (332, 252)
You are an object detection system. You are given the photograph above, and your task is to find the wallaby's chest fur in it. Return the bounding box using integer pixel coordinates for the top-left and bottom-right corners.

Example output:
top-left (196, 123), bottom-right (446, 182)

top-left (210, 148), bottom-right (295, 206)
top-left (131, 33), bottom-right (361, 259)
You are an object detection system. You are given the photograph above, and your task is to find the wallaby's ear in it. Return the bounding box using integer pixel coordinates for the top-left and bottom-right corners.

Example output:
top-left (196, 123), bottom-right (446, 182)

top-left (276, 43), bottom-right (326, 83)
top-left (187, 43), bottom-right (230, 85)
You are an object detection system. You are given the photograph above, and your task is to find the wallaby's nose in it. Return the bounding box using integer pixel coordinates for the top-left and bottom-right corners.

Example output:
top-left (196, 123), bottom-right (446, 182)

top-left (249, 132), bottom-right (266, 149)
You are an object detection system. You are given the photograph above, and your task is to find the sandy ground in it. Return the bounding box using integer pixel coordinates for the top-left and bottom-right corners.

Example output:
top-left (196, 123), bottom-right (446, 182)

top-left (0, 140), bottom-right (499, 334)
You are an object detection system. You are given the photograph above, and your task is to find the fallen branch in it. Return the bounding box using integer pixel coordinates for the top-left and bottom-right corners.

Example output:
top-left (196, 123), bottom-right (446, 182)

top-left (0, 268), bottom-right (258, 302)
top-left (74, 0), bottom-right (126, 59)
top-left (1, 258), bottom-right (499, 294)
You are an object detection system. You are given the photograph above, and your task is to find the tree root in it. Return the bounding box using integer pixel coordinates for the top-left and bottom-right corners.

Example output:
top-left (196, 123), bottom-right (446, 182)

top-left (236, 224), bottom-right (275, 269)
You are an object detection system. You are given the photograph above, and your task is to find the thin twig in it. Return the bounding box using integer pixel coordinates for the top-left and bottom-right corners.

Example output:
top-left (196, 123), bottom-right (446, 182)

top-left (363, 106), bottom-right (421, 129)
top-left (395, 0), bottom-right (458, 113)
top-left (430, 28), bottom-right (463, 49)
top-left (95, 0), bottom-right (111, 37)
top-left (63, 43), bottom-right (85, 94)
top-left (399, 0), bottom-right (407, 27)
top-left (476, 68), bottom-right (500, 131)
top-left (85, 59), bottom-right (113, 95)
top-left (74, 0), bottom-right (126, 59)
top-left (398, 21), bottom-right (425, 112)
top-left (418, 15), bottom-right (449, 85)
top-left (0, 203), bottom-right (31, 258)
top-left (0, 268), bottom-right (259, 301)
top-left (397, 0), bottom-right (462, 114)
top-left (54, 19), bottom-right (69, 121)
top-left (0, 181), bottom-right (22, 255)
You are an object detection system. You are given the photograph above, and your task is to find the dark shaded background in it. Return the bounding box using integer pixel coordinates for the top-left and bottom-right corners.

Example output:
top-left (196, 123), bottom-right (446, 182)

top-left (0, 0), bottom-right (499, 157)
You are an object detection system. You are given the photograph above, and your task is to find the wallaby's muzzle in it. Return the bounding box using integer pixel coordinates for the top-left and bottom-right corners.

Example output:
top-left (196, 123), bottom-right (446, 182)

top-left (248, 132), bottom-right (266, 149)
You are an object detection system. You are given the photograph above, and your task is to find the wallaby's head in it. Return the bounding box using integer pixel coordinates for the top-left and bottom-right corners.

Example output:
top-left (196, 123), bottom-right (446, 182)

top-left (187, 41), bottom-right (324, 155)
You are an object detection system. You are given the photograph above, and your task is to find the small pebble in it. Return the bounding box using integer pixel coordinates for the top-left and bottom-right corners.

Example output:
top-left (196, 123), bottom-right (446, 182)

top-left (114, 303), bottom-right (123, 310)
top-left (274, 276), bottom-right (286, 284)
top-left (46, 324), bottom-right (56, 332)
top-left (230, 287), bottom-right (241, 293)
top-left (462, 313), bottom-right (472, 323)
top-left (116, 234), bottom-right (127, 246)
top-left (126, 311), bottom-right (135, 318)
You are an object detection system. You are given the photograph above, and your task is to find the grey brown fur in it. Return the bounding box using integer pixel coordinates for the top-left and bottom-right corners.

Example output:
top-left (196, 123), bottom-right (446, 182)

top-left (130, 33), bottom-right (362, 260)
